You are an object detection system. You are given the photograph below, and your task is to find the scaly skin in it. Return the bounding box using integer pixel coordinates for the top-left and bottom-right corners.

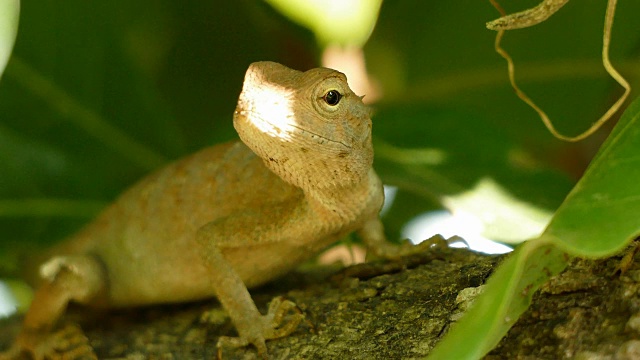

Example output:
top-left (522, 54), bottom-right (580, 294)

top-left (1, 62), bottom-right (410, 359)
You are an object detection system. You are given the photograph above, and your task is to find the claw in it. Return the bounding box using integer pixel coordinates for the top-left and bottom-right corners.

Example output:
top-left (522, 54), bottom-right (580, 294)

top-left (0, 324), bottom-right (96, 360)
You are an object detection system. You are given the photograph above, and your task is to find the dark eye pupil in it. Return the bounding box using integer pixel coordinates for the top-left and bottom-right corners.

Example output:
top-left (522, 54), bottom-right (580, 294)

top-left (323, 90), bottom-right (342, 106)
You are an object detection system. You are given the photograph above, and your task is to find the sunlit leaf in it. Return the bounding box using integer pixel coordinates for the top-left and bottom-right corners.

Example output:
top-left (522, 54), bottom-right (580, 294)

top-left (374, 106), bottom-right (573, 243)
top-left (0, 0), bottom-right (19, 79)
top-left (545, 96), bottom-right (640, 256)
top-left (265, 0), bottom-right (382, 46)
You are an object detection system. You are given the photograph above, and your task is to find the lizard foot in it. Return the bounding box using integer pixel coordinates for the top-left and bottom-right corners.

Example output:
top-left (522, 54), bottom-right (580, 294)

top-left (0, 324), bottom-right (97, 360)
top-left (216, 296), bottom-right (305, 359)
top-left (412, 234), bottom-right (468, 253)
top-left (374, 235), bottom-right (467, 261)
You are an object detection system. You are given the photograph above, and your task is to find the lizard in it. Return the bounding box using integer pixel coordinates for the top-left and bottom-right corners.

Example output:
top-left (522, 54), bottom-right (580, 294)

top-left (0, 61), bottom-right (436, 359)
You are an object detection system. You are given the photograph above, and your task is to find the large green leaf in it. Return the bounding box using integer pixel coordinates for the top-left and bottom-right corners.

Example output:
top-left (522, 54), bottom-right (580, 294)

top-left (545, 96), bottom-right (640, 256)
top-left (428, 95), bottom-right (640, 359)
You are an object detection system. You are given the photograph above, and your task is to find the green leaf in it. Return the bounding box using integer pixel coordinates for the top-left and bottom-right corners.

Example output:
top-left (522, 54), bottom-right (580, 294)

top-left (0, 0), bottom-right (19, 79)
top-left (428, 96), bottom-right (640, 359)
top-left (427, 237), bottom-right (568, 359)
top-left (544, 96), bottom-right (640, 256)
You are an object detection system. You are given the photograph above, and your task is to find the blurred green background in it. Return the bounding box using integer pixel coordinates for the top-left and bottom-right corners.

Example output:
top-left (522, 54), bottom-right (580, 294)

top-left (1, 0), bottom-right (639, 259)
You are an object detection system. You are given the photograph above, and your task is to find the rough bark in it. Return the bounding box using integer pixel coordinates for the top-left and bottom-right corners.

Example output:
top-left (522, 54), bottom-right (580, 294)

top-left (1, 247), bottom-right (639, 359)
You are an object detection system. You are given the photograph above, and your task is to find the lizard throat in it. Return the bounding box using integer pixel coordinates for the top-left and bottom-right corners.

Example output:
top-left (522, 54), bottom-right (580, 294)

top-left (305, 169), bottom-right (383, 224)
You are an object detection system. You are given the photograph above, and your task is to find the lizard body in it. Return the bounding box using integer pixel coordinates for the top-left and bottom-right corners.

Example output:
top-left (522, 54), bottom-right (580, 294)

top-left (60, 141), bottom-right (382, 306)
top-left (1, 61), bottom-right (403, 359)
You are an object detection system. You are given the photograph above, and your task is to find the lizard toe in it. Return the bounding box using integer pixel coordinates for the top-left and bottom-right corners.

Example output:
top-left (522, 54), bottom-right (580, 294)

top-left (216, 297), bottom-right (305, 358)
top-left (262, 296), bottom-right (305, 340)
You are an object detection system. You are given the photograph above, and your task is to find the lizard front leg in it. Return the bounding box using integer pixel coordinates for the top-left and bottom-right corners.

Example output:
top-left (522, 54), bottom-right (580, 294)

top-left (1, 255), bottom-right (105, 360)
top-left (195, 222), bottom-right (304, 358)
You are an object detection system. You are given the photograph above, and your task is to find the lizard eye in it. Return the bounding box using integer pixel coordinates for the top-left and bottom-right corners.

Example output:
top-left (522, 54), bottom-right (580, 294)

top-left (323, 90), bottom-right (342, 106)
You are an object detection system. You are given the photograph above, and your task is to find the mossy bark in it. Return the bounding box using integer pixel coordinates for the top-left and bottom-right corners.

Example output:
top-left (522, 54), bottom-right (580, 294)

top-left (1, 247), bottom-right (639, 359)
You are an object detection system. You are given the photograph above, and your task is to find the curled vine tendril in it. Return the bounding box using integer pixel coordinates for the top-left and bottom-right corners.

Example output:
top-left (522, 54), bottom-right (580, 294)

top-left (487, 0), bottom-right (630, 142)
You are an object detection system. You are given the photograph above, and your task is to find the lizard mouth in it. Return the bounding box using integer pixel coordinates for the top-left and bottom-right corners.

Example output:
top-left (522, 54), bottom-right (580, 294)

top-left (290, 124), bottom-right (351, 149)
top-left (235, 108), bottom-right (353, 151)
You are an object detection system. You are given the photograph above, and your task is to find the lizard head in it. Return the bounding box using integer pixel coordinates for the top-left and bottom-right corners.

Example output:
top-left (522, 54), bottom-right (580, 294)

top-left (234, 61), bottom-right (373, 190)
